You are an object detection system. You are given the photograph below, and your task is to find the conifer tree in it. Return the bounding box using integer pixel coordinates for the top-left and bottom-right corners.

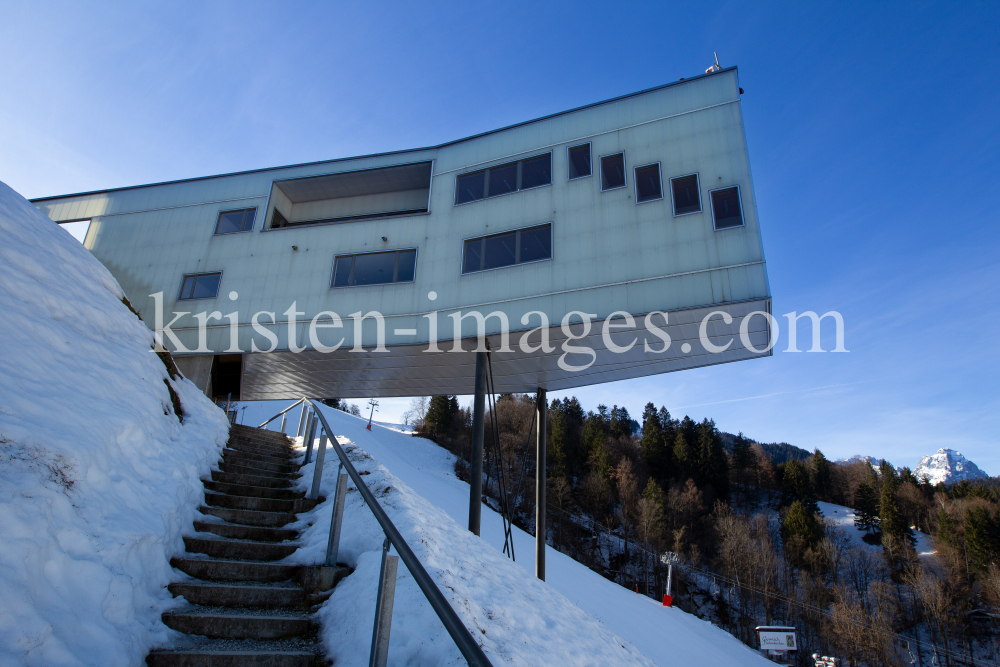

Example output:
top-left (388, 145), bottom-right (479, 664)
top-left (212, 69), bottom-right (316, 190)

top-left (641, 403), bottom-right (672, 484)
top-left (673, 430), bottom-right (694, 483)
top-left (730, 433), bottom-right (753, 499)
top-left (936, 506), bottom-right (954, 547)
top-left (424, 395), bottom-right (454, 437)
top-left (811, 449), bottom-right (832, 501)
top-left (879, 460), bottom-right (915, 556)
top-left (965, 505), bottom-right (1000, 571)
top-left (853, 481), bottom-right (881, 534)
top-left (695, 419), bottom-right (728, 498)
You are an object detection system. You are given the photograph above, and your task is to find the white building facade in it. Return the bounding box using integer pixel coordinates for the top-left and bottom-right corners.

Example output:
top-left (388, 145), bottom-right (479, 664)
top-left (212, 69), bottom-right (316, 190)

top-left (33, 67), bottom-right (771, 400)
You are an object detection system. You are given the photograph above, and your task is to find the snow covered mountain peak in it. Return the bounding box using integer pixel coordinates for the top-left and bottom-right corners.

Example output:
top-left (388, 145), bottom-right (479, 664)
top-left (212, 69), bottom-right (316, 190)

top-left (914, 448), bottom-right (988, 485)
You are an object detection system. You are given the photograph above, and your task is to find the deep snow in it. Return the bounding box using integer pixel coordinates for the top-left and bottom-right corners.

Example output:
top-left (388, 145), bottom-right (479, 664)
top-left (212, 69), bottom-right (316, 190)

top-left (283, 404), bottom-right (773, 666)
top-left (0, 181), bottom-right (229, 667)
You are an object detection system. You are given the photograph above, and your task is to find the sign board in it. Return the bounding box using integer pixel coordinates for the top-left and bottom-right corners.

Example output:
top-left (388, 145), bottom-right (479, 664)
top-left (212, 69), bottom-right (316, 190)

top-left (758, 629), bottom-right (797, 652)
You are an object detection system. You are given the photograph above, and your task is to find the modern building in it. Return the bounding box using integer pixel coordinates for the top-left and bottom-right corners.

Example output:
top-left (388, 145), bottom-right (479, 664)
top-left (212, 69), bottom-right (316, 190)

top-left (32, 66), bottom-right (771, 402)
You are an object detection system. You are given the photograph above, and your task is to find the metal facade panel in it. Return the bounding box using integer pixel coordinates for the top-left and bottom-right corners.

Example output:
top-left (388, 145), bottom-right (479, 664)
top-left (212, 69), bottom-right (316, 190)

top-left (32, 68), bottom-right (769, 396)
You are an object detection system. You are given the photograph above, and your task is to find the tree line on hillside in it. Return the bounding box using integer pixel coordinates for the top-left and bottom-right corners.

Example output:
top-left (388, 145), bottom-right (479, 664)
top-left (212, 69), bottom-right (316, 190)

top-left (409, 394), bottom-right (1000, 666)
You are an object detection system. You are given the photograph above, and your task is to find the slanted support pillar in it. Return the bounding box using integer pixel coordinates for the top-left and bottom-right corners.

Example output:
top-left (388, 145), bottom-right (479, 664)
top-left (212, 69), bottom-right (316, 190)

top-left (468, 351), bottom-right (487, 536)
top-left (535, 387), bottom-right (547, 581)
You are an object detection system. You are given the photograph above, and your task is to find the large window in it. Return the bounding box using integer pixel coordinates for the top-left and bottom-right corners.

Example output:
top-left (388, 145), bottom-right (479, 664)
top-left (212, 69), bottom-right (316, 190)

top-left (214, 208), bottom-right (257, 234)
top-left (568, 143), bottom-right (591, 180)
top-left (634, 163), bottom-right (663, 203)
top-left (455, 153), bottom-right (552, 205)
top-left (710, 186), bottom-right (745, 230)
top-left (178, 272), bottom-right (222, 300)
top-left (331, 249), bottom-right (417, 288)
top-left (600, 153), bottom-right (627, 191)
top-left (463, 224), bottom-right (551, 274)
top-left (670, 174), bottom-right (702, 216)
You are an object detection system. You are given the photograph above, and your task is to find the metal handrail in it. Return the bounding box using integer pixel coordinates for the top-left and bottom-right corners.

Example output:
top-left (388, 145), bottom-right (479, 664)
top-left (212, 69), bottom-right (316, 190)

top-left (257, 398), bottom-right (305, 428)
top-left (258, 398), bottom-right (493, 667)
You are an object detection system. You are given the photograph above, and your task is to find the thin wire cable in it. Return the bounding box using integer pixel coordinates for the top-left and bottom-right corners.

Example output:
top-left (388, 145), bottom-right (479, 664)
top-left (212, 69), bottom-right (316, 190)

top-left (484, 349), bottom-right (516, 559)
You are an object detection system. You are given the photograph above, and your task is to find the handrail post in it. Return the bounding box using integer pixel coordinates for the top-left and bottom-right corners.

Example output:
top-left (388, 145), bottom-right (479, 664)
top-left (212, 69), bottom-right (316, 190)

top-left (326, 464), bottom-right (347, 567)
top-left (279, 413), bottom-right (287, 434)
top-left (369, 537), bottom-right (398, 667)
top-left (304, 412), bottom-right (317, 464)
top-left (296, 401), bottom-right (308, 439)
top-left (308, 430), bottom-right (328, 500)
top-left (302, 399), bottom-right (494, 667)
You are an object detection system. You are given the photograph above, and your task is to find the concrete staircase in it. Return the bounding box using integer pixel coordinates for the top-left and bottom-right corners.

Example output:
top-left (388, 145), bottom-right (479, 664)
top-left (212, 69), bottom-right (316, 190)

top-left (147, 423), bottom-right (346, 667)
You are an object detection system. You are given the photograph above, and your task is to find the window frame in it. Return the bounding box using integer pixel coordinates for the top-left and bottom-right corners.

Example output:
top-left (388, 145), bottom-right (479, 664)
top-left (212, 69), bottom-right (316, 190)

top-left (633, 162), bottom-right (664, 204)
top-left (177, 271), bottom-right (223, 301)
top-left (567, 143), bottom-right (592, 181)
top-left (453, 152), bottom-right (553, 206)
top-left (709, 184), bottom-right (746, 231)
top-left (329, 248), bottom-right (419, 289)
top-left (599, 152), bottom-right (627, 192)
top-left (669, 173), bottom-right (703, 217)
top-left (461, 222), bottom-right (553, 275)
top-left (213, 207), bottom-right (257, 235)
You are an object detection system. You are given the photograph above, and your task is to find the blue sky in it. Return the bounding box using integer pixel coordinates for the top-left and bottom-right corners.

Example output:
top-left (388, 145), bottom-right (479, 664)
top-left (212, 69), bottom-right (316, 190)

top-left (2, 1), bottom-right (997, 472)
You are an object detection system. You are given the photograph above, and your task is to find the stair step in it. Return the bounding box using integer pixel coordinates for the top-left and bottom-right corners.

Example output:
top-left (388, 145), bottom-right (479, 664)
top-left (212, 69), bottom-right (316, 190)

top-left (203, 480), bottom-right (304, 500)
top-left (172, 557), bottom-right (300, 582)
top-left (224, 449), bottom-right (299, 468)
top-left (200, 506), bottom-right (298, 527)
top-left (223, 452), bottom-right (300, 475)
top-left (218, 462), bottom-right (300, 480)
top-left (169, 581), bottom-right (306, 608)
top-left (147, 648), bottom-right (321, 667)
top-left (194, 522), bottom-right (298, 543)
top-left (231, 425), bottom-right (295, 443)
top-left (205, 492), bottom-right (318, 514)
top-left (227, 445), bottom-right (297, 461)
top-left (162, 609), bottom-right (317, 640)
top-left (228, 436), bottom-right (297, 452)
top-left (184, 536), bottom-right (298, 561)
top-left (211, 470), bottom-right (294, 489)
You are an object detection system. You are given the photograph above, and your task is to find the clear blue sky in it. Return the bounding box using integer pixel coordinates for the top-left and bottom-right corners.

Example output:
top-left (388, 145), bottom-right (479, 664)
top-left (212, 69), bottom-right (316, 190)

top-left (2, 1), bottom-right (997, 472)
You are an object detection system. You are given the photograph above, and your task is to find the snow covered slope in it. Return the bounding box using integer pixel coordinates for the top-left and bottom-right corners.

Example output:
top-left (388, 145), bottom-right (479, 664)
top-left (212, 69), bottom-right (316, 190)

top-left (817, 502), bottom-right (936, 558)
top-left (287, 405), bottom-right (773, 666)
top-left (913, 448), bottom-right (988, 485)
top-left (0, 181), bottom-right (229, 667)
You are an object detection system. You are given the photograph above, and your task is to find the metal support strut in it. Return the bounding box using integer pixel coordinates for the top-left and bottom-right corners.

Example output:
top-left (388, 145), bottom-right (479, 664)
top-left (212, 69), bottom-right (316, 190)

top-left (468, 351), bottom-right (487, 535)
top-left (535, 387), bottom-right (546, 581)
top-left (369, 538), bottom-right (399, 667)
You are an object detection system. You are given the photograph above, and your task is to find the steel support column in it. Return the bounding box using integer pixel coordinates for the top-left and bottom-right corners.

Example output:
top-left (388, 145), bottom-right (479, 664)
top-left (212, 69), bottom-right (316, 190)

top-left (535, 387), bottom-right (547, 580)
top-left (468, 351), bottom-right (487, 535)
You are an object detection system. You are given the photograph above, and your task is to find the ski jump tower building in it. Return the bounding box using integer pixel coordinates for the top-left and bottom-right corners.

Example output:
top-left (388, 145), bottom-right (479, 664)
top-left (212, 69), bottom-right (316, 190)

top-left (33, 66), bottom-right (770, 402)
top-left (34, 66), bottom-right (770, 569)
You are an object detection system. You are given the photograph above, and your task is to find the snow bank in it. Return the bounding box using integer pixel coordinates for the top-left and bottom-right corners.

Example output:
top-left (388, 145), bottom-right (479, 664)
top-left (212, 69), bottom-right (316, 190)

top-left (289, 405), bottom-right (772, 666)
top-left (0, 181), bottom-right (229, 667)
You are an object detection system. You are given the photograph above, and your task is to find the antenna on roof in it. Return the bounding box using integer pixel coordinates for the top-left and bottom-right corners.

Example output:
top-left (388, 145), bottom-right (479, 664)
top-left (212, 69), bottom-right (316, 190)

top-left (705, 51), bottom-right (723, 74)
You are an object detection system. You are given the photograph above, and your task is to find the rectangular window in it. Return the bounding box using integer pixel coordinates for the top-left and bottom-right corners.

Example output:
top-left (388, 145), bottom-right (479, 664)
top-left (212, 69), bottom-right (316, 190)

top-left (214, 208), bottom-right (257, 234)
top-left (330, 249), bottom-right (417, 288)
top-left (454, 153), bottom-right (551, 205)
top-left (488, 162), bottom-right (518, 197)
top-left (634, 163), bottom-right (663, 203)
top-left (462, 224), bottom-right (552, 274)
top-left (178, 272), bottom-right (222, 300)
top-left (568, 143), bottom-right (591, 180)
top-left (600, 153), bottom-right (626, 191)
top-left (670, 174), bottom-right (702, 216)
top-left (710, 186), bottom-right (745, 230)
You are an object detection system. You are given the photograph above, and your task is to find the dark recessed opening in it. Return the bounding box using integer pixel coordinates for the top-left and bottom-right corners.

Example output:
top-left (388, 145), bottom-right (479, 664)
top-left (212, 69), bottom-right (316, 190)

top-left (211, 354), bottom-right (242, 400)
